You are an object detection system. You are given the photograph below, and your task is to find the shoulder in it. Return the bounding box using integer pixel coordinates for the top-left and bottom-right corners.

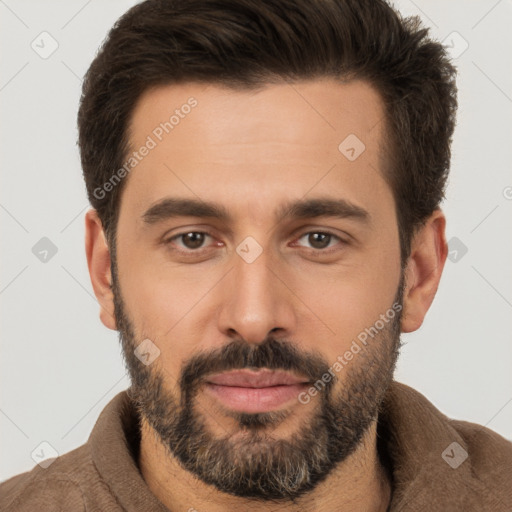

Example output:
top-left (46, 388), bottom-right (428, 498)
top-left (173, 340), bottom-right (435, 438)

top-left (381, 382), bottom-right (512, 508)
top-left (0, 444), bottom-right (93, 512)
top-left (449, 416), bottom-right (512, 483)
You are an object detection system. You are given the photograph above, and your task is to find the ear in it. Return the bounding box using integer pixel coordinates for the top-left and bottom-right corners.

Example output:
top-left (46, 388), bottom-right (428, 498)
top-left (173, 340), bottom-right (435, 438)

top-left (85, 209), bottom-right (117, 331)
top-left (401, 209), bottom-right (448, 333)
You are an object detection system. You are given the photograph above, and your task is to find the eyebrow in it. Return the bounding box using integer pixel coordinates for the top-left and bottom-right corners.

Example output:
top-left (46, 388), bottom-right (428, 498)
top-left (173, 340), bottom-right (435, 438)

top-left (141, 196), bottom-right (370, 226)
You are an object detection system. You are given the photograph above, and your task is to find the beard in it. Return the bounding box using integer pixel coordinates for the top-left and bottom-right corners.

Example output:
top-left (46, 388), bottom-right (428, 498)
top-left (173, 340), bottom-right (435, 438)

top-left (111, 258), bottom-right (403, 502)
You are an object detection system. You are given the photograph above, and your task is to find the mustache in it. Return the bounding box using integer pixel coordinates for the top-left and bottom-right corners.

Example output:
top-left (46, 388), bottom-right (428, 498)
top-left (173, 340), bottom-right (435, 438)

top-left (180, 337), bottom-right (331, 395)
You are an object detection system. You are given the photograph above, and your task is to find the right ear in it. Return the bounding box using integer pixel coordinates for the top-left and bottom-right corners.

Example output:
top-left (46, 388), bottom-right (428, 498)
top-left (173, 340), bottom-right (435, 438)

top-left (85, 209), bottom-right (117, 330)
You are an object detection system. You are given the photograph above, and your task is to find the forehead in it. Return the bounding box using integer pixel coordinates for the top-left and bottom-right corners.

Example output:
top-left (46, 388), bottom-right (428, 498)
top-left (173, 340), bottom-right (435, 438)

top-left (121, 78), bottom-right (390, 222)
top-left (128, 78), bottom-right (384, 147)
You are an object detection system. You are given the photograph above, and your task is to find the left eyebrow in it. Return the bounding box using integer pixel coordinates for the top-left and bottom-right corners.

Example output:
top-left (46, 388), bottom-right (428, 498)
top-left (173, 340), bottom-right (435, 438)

top-left (276, 197), bottom-right (371, 225)
top-left (141, 196), bottom-right (371, 226)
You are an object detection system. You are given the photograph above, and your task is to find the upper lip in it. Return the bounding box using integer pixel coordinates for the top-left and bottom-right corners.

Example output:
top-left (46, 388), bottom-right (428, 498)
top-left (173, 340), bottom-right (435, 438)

top-left (205, 369), bottom-right (310, 388)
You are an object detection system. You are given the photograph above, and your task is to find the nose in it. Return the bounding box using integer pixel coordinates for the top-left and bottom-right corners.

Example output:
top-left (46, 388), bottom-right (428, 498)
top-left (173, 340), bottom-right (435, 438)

top-left (217, 243), bottom-right (297, 345)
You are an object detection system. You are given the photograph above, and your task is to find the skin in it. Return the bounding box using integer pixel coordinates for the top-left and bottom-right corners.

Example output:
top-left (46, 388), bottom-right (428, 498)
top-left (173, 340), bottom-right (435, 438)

top-left (85, 78), bottom-right (447, 511)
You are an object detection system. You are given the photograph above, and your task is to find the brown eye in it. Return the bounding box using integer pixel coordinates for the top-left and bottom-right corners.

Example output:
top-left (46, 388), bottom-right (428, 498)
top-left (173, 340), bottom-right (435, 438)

top-left (165, 231), bottom-right (214, 251)
top-left (179, 232), bottom-right (207, 249)
top-left (296, 231), bottom-right (340, 250)
top-left (307, 233), bottom-right (331, 249)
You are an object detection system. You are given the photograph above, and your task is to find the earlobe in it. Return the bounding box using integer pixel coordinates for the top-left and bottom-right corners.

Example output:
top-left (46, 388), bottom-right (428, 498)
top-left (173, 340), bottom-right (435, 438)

top-left (85, 209), bottom-right (117, 331)
top-left (401, 209), bottom-right (448, 333)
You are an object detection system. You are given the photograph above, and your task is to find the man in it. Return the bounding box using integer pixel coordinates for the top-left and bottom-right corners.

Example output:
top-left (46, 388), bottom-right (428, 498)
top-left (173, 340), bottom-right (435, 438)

top-left (1, 0), bottom-right (511, 510)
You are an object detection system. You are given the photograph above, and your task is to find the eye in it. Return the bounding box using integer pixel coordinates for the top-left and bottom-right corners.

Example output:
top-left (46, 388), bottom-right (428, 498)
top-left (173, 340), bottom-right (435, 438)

top-left (293, 231), bottom-right (344, 251)
top-left (165, 231), bottom-right (214, 251)
top-left (163, 229), bottom-right (347, 257)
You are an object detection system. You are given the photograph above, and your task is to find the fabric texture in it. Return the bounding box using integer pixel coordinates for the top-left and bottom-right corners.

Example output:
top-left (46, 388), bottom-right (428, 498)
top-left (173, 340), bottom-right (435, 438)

top-left (1, 381), bottom-right (511, 511)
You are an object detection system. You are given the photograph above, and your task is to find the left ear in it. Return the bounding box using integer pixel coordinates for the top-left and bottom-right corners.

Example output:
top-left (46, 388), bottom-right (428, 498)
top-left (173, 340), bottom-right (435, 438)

top-left (401, 208), bottom-right (448, 333)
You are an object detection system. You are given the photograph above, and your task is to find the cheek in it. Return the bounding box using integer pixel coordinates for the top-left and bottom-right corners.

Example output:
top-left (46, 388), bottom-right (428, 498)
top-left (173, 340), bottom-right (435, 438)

top-left (117, 248), bottom-right (224, 369)
top-left (118, 236), bottom-right (208, 322)
top-left (290, 275), bottom-right (386, 362)
top-left (290, 243), bottom-right (400, 361)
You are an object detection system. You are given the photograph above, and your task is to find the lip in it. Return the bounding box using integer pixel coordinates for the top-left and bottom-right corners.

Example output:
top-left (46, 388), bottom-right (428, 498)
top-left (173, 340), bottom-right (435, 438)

top-left (205, 369), bottom-right (310, 388)
top-left (204, 369), bottom-right (311, 413)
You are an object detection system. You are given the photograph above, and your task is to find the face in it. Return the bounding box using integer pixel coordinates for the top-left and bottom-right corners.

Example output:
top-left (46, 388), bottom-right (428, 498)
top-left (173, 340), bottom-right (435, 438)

top-left (110, 78), bottom-right (404, 499)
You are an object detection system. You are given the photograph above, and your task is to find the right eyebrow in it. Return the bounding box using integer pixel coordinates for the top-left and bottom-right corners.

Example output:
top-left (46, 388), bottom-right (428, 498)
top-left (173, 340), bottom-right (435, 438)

top-left (142, 197), bottom-right (231, 226)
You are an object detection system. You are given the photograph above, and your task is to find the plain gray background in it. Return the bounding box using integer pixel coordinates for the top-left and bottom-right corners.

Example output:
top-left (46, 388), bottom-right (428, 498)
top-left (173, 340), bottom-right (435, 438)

top-left (1, 0), bottom-right (511, 481)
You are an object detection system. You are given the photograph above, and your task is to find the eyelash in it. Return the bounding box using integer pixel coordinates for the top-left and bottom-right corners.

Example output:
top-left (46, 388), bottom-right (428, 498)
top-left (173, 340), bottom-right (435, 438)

top-left (163, 230), bottom-right (347, 256)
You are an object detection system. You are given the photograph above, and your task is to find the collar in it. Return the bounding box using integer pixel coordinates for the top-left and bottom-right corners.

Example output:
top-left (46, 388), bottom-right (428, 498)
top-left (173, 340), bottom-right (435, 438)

top-left (89, 390), bottom-right (170, 511)
top-left (377, 381), bottom-right (497, 510)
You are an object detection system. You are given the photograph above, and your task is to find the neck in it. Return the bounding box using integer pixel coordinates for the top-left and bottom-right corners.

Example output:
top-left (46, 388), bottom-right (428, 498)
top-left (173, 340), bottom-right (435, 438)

top-left (138, 418), bottom-right (391, 512)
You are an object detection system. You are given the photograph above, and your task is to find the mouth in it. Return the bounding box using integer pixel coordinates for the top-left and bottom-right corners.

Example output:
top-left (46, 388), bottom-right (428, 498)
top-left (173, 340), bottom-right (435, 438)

top-left (204, 369), bottom-right (311, 413)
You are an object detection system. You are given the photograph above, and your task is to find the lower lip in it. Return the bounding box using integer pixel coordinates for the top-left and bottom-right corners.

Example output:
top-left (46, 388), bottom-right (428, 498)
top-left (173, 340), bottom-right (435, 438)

top-left (205, 383), bottom-right (309, 413)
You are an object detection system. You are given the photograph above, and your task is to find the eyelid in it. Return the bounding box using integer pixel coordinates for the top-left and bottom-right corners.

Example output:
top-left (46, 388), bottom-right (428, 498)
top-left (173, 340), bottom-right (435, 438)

top-left (164, 230), bottom-right (217, 251)
top-left (291, 223), bottom-right (353, 241)
top-left (291, 229), bottom-right (347, 251)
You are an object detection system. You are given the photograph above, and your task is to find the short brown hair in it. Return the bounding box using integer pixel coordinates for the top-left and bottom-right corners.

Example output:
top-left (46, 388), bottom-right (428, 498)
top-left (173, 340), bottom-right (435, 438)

top-left (78, 0), bottom-right (457, 263)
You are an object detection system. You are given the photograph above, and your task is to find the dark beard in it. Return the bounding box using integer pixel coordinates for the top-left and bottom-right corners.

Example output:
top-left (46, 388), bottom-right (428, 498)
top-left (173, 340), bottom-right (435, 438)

top-left (112, 260), bottom-right (403, 501)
